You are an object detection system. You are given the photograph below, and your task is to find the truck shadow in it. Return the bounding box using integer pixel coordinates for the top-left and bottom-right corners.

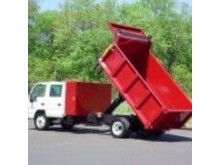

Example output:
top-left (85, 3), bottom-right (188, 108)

top-left (29, 126), bottom-right (110, 135)
top-left (130, 132), bottom-right (192, 142)
top-left (30, 126), bottom-right (192, 143)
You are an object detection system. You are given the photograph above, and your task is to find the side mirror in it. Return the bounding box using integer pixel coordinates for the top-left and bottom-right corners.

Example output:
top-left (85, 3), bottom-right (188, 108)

top-left (30, 95), bottom-right (37, 103)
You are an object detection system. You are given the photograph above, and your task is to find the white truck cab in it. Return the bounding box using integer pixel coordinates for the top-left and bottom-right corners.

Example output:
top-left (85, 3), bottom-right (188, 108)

top-left (28, 82), bottom-right (66, 129)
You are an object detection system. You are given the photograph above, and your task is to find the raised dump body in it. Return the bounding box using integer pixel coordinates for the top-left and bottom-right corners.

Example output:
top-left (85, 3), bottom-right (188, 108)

top-left (99, 23), bottom-right (192, 131)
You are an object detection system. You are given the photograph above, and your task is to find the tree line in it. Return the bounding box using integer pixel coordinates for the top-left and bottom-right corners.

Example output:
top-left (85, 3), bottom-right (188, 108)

top-left (28, 0), bottom-right (192, 97)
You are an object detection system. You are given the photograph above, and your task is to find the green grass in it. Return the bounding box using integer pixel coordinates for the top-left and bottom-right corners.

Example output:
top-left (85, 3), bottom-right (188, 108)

top-left (113, 102), bottom-right (133, 115)
top-left (185, 118), bottom-right (192, 128)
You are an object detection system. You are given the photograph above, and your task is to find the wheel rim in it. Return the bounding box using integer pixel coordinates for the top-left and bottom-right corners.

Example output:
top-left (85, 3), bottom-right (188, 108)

top-left (112, 121), bottom-right (124, 136)
top-left (36, 116), bottom-right (46, 129)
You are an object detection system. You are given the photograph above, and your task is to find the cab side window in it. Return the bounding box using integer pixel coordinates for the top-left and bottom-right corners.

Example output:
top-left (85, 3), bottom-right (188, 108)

top-left (30, 84), bottom-right (46, 98)
top-left (50, 85), bottom-right (62, 97)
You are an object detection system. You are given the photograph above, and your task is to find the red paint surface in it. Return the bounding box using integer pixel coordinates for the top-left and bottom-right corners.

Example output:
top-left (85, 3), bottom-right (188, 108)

top-left (99, 23), bottom-right (192, 130)
top-left (65, 81), bottom-right (111, 116)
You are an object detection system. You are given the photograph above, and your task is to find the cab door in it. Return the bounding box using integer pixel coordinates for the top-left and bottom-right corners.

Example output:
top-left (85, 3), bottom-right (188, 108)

top-left (45, 83), bottom-right (65, 118)
top-left (28, 83), bottom-right (47, 119)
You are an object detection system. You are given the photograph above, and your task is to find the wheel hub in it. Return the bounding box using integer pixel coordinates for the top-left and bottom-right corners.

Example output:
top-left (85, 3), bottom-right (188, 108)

top-left (112, 121), bottom-right (124, 136)
top-left (36, 116), bottom-right (46, 129)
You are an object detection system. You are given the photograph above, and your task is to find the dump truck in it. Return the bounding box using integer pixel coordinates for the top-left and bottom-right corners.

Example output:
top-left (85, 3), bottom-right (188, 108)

top-left (28, 23), bottom-right (192, 138)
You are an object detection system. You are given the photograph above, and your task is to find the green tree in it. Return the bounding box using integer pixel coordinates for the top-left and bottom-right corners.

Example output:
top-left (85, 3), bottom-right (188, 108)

top-left (28, 0), bottom-right (192, 97)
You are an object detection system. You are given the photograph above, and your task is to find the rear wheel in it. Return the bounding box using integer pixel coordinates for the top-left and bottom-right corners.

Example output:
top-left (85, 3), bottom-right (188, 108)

top-left (34, 113), bottom-right (49, 130)
top-left (111, 117), bottom-right (130, 138)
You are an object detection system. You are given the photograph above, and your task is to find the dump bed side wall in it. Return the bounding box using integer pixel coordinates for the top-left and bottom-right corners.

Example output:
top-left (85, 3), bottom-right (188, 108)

top-left (146, 53), bottom-right (192, 110)
top-left (99, 45), bottom-right (192, 130)
top-left (99, 46), bottom-right (165, 129)
top-left (99, 22), bottom-right (192, 131)
top-left (152, 111), bottom-right (192, 130)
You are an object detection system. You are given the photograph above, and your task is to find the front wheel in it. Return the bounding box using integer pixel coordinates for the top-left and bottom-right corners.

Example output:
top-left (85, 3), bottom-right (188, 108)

top-left (34, 113), bottom-right (49, 130)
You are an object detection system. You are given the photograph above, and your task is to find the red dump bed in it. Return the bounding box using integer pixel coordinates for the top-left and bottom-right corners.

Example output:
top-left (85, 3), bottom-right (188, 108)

top-left (65, 81), bottom-right (111, 116)
top-left (98, 23), bottom-right (192, 131)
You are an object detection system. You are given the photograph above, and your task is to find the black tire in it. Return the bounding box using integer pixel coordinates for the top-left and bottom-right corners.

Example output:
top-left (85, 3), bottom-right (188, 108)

top-left (111, 117), bottom-right (130, 138)
top-left (34, 113), bottom-right (49, 130)
top-left (61, 123), bottom-right (74, 129)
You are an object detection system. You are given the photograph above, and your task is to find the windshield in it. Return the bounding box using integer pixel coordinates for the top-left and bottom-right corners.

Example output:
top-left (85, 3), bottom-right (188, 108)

top-left (30, 84), bottom-right (46, 98)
